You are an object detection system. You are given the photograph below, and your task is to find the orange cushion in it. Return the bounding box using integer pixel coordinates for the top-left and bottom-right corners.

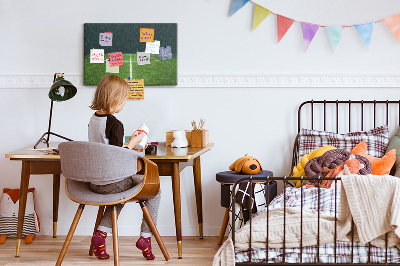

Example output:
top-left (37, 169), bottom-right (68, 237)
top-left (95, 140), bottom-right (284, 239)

top-left (351, 140), bottom-right (396, 175)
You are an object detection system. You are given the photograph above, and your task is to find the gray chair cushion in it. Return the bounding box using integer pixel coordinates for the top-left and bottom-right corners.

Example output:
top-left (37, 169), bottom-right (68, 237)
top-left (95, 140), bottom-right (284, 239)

top-left (66, 175), bottom-right (144, 204)
top-left (59, 141), bottom-right (142, 183)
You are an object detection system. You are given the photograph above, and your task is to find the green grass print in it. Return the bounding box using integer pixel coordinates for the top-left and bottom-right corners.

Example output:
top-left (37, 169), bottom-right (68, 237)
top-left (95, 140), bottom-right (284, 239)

top-left (84, 53), bottom-right (177, 85)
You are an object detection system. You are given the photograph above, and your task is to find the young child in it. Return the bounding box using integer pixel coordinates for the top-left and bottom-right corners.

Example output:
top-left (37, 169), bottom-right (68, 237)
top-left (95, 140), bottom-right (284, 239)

top-left (88, 75), bottom-right (161, 260)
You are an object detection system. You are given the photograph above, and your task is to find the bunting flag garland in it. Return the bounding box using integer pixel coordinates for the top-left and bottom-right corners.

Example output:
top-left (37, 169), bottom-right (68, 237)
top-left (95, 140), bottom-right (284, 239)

top-left (229, 0), bottom-right (400, 52)
top-left (301, 22), bottom-right (319, 52)
top-left (326, 26), bottom-right (345, 53)
top-left (383, 14), bottom-right (400, 44)
top-left (277, 15), bottom-right (295, 43)
top-left (253, 4), bottom-right (271, 31)
top-left (354, 22), bottom-right (374, 49)
top-left (230, 0), bottom-right (250, 17)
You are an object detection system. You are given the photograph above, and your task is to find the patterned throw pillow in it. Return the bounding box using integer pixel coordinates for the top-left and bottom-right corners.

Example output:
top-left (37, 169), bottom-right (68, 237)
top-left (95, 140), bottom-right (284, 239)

top-left (295, 125), bottom-right (390, 164)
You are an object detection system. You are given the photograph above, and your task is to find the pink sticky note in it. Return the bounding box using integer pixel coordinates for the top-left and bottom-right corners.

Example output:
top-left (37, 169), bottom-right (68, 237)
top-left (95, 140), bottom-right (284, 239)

top-left (108, 52), bottom-right (123, 67)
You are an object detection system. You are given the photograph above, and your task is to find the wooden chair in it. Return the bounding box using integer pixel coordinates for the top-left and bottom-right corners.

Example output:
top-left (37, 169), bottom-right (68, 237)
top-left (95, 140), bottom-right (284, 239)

top-left (56, 141), bottom-right (170, 266)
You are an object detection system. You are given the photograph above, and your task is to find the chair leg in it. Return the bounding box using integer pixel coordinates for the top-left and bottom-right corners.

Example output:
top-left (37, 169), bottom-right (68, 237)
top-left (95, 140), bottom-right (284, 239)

top-left (56, 204), bottom-right (85, 266)
top-left (218, 208), bottom-right (230, 245)
top-left (139, 201), bottom-right (170, 261)
top-left (111, 205), bottom-right (119, 266)
top-left (89, 206), bottom-right (105, 256)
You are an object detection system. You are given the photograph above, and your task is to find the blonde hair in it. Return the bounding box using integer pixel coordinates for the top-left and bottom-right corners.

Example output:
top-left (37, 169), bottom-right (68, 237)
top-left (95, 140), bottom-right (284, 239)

top-left (90, 75), bottom-right (130, 114)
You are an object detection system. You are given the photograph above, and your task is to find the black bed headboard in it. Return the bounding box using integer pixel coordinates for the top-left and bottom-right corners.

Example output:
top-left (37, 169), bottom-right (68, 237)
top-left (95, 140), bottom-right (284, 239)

top-left (292, 100), bottom-right (400, 169)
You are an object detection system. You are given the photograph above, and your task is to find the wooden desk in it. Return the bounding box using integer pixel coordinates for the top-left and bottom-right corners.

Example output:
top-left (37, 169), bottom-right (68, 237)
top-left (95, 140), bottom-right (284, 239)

top-left (5, 142), bottom-right (214, 259)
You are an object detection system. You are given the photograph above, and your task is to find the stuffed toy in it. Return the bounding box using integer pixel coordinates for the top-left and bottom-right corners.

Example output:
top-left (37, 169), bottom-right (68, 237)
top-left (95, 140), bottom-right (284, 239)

top-left (292, 145), bottom-right (336, 187)
top-left (0, 188), bottom-right (39, 244)
top-left (171, 130), bottom-right (188, 148)
top-left (351, 140), bottom-right (396, 175)
top-left (230, 154), bottom-right (263, 175)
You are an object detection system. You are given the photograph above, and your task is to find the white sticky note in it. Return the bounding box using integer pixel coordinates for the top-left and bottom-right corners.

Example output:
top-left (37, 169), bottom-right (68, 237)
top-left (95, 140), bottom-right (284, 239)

top-left (137, 52), bottom-right (151, 66)
top-left (145, 40), bottom-right (160, 54)
top-left (105, 59), bottom-right (119, 73)
top-left (90, 49), bottom-right (104, 63)
top-left (99, 32), bottom-right (113, 46)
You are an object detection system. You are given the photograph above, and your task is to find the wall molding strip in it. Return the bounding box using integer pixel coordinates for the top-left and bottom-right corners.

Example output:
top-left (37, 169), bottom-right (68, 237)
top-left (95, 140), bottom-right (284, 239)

top-left (0, 75), bottom-right (399, 88)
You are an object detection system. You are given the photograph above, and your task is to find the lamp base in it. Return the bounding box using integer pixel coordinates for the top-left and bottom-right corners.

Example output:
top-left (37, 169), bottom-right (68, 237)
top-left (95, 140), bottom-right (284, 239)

top-left (33, 132), bottom-right (73, 149)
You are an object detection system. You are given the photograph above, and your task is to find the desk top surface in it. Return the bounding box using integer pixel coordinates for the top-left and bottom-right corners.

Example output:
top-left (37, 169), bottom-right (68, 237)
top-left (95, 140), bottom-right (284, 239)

top-left (5, 142), bottom-right (214, 161)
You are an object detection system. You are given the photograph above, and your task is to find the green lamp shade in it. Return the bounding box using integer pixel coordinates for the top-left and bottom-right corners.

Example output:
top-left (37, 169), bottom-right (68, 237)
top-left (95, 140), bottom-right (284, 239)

top-left (48, 77), bottom-right (77, 102)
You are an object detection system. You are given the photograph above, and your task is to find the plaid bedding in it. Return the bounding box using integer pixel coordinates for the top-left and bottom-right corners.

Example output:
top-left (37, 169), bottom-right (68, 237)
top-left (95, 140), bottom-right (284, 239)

top-left (235, 186), bottom-right (400, 263)
top-left (296, 125), bottom-right (389, 163)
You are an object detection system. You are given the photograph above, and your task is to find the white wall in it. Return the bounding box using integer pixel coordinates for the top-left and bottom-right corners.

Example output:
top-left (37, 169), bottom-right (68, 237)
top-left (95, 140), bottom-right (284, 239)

top-left (0, 0), bottom-right (400, 237)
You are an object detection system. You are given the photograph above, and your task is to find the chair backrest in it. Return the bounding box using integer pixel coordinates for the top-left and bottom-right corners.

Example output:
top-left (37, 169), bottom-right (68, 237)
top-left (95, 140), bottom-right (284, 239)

top-left (59, 141), bottom-right (142, 183)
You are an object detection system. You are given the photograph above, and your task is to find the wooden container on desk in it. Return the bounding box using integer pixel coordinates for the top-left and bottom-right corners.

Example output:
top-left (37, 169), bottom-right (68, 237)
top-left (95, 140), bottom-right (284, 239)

top-left (191, 130), bottom-right (209, 148)
top-left (166, 130), bottom-right (192, 146)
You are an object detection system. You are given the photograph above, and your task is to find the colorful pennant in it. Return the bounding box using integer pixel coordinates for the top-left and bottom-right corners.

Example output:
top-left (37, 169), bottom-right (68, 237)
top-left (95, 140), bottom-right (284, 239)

top-left (354, 22), bottom-right (374, 49)
top-left (301, 22), bottom-right (319, 52)
top-left (326, 26), bottom-right (345, 53)
top-left (384, 14), bottom-right (400, 44)
top-left (253, 4), bottom-right (271, 31)
top-left (277, 15), bottom-right (295, 43)
top-left (229, 0), bottom-right (400, 52)
top-left (230, 0), bottom-right (250, 17)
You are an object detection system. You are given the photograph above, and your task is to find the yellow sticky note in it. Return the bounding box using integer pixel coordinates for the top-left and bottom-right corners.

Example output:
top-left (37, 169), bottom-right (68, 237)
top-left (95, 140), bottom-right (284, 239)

top-left (125, 79), bottom-right (144, 100)
top-left (140, 28), bottom-right (155, 42)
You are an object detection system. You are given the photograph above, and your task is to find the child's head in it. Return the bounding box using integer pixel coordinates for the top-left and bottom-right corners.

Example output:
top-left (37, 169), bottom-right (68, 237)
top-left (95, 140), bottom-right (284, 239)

top-left (90, 75), bottom-right (130, 114)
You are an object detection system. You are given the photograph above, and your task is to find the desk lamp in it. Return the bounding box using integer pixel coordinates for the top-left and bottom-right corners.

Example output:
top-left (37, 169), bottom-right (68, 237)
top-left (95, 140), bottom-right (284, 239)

top-left (33, 73), bottom-right (77, 149)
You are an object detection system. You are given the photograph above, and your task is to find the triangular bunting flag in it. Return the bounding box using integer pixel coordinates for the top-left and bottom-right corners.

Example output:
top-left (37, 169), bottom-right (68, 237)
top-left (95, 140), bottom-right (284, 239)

top-left (326, 25), bottom-right (345, 52)
top-left (230, 0), bottom-right (250, 17)
top-left (277, 15), bottom-right (295, 43)
top-left (301, 22), bottom-right (319, 52)
top-left (354, 22), bottom-right (374, 49)
top-left (252, 4), bottom-right (271, 31)
top-left (383, 14), bottom-right (400, 44)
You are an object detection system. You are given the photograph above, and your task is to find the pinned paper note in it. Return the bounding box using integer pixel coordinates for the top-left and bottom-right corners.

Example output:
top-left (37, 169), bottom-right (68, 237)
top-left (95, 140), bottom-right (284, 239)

top-left (137, 52), bottom-right (151, 65)
top-left (140, 28), bottom-right (155, 42)
top-left (99, 32), bottom-right (113, 46)
top-left (145, 40), bottom-right (160, 54)
top-left (159, 46), bottom-right (172, 60)
top-left (105, 59), bottom-right (119, 73)
top-left (90, 49), bottom-right (104, 63)
top-left (108, 52), bottom-right (123, 67)
top-left (125, 79), bottom-right (144, 100)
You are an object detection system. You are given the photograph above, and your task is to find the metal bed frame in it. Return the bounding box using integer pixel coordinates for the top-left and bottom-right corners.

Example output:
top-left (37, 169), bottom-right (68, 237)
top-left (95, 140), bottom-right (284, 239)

top-left (232, 100), bottom-right (400, 265)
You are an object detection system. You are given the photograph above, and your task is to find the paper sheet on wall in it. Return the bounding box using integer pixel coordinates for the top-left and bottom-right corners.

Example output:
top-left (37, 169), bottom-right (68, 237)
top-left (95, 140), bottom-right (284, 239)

top-left (105, 59), bottom-right (119, 73)
top-left (159, 46), bottom-right (172, 60)
top-left (145, 40), bottom-right (160, 54)
top-left (137, 52), bottom-right (151, 65)
top-left (99, 32), bottom-right (113, 46)
top-left (140, 28), bottom-right (155, 42)
top-left (108, 52), bottom-right (124, 67)
top-left (90, 49), bottom-right (104, 63)
top-left (125, 79), bottom-right (144, 100)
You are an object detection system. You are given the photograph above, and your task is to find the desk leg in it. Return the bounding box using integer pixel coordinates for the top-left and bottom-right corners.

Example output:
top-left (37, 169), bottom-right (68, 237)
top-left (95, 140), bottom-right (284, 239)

top-left (193, 157), bottom-right (203, 239)
top-left (16, 161), bottom-right (31, 257)
top-left (53, 174), bottom-right (60, 238)
top-left (171, 162), bottom-right (182, 259)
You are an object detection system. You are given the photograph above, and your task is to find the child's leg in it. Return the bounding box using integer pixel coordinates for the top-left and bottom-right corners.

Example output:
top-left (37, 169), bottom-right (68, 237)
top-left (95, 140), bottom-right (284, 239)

top-left (136, 188), bottom-right (161, 260)
top-left (92, 204), bottom-right (124, 259)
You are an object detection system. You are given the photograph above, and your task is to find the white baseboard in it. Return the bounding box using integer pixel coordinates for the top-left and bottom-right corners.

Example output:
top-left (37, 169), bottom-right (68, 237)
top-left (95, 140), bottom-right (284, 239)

top-left (38, 225), bottom-right (223, 237)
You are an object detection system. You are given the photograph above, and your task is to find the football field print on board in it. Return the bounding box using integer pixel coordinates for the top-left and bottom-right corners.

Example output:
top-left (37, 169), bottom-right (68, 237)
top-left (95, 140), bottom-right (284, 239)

top-left (84, 23), bottom-right (177, 86)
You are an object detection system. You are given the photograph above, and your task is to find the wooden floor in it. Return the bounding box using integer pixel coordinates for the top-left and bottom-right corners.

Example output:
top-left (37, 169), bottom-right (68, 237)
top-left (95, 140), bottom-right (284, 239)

top-left (0, 235), bottom-right (223, 265)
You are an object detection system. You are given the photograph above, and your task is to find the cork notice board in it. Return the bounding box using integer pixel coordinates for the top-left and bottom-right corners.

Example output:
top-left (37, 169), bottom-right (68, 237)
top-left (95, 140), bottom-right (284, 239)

top-left (84, 23), bottom-right (177, 86)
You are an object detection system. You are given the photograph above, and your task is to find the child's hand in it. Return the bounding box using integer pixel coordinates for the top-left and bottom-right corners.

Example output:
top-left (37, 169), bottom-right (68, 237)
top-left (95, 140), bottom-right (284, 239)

top-left (126, 131), bottom-right (145, 150)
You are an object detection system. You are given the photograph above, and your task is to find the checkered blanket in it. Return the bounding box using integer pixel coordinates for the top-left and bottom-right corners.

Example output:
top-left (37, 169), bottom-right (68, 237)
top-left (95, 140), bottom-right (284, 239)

top-left (234, 186), bottom-right (400, 263)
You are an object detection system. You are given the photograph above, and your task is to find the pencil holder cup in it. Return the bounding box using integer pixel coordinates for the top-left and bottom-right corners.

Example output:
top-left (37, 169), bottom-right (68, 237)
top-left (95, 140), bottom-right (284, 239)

top-left (191, 130), bottom-right (209, 148)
